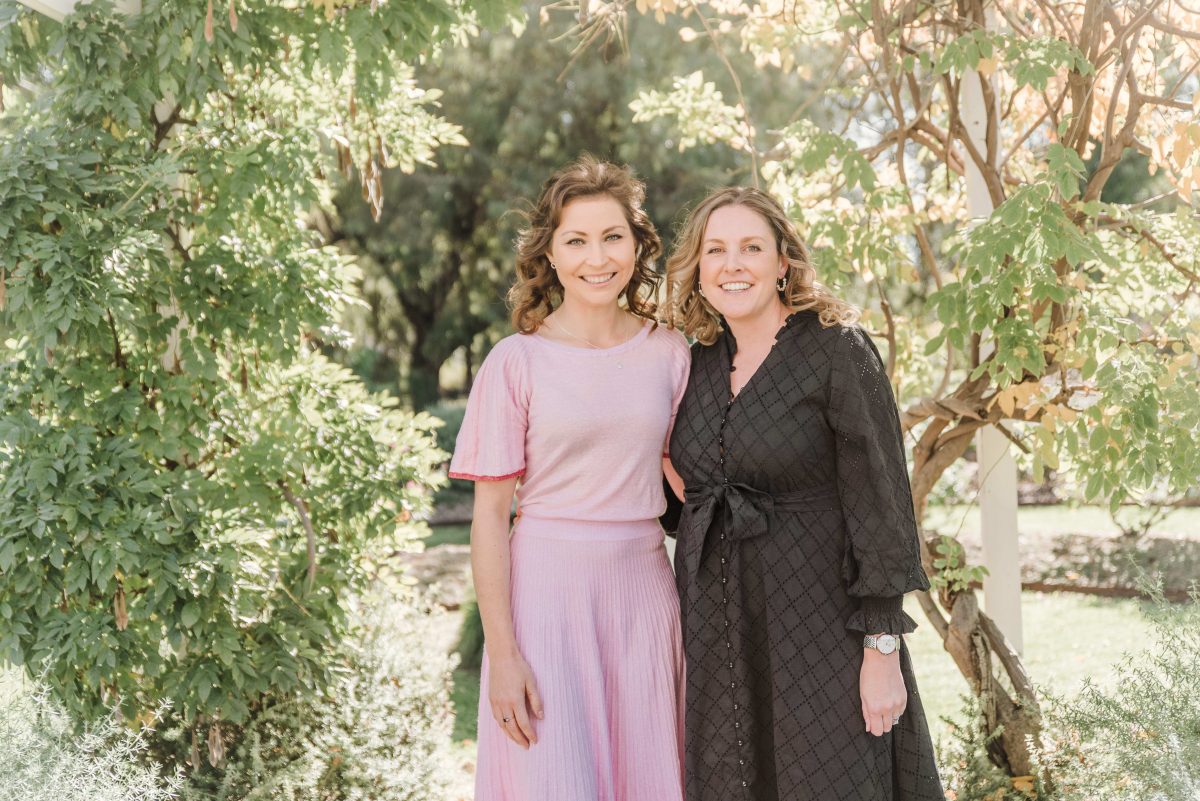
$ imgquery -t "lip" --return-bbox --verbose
[719,281,754,292]
[580,272,618,286]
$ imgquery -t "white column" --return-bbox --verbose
[961,67,1024,653]
[18,0,140,20]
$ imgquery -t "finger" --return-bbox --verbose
[881,712,894,735]
[869,713,886,737]
[504,718,529,748]
[515,703,537,746]
[527,682,545,720]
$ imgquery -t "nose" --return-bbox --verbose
[585,240,606,266]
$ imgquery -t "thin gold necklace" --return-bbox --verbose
[549,316,636,368]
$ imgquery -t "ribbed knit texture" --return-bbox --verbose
[476,519,685,801]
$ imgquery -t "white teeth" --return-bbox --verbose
[582,273,616,284]
[721,282,752,291]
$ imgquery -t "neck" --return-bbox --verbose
[725,301,790,350]
[553,297,632,343]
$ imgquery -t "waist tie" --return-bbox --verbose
[679,482,840,589]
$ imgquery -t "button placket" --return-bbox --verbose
[716,393,750,797]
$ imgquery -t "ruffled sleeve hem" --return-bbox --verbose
[844,596,918,635]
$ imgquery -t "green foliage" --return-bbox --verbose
[0,0,510,768]
[630,69,749,151]
[1044,583,1200,801]
[934,30,1092,91]
[179,592,458,801]
[936,695,1034,801]
[929,536,989,595]
[0,677,182,801]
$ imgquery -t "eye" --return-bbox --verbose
[705,246,723,255]
[605,233,624,241]
[745,244,762,253]
[566,237,584,246]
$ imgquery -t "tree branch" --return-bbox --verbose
[279,481,317,592]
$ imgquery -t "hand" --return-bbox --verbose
[859,640,906,737]
[488,651,544,749]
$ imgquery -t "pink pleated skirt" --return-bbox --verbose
[474,517,685,801]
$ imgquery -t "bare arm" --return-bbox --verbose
[470,477,542,748]
[663,456,685,503]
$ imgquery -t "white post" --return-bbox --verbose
[961,67,1024,653]
[17,0,140,20]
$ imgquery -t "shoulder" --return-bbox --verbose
[648,324,691,361]
[479,333,535,376]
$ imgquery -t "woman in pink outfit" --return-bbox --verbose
[449,156,689,801]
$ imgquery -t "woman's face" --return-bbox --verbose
[547,195,637,310]
[697,204,786,324]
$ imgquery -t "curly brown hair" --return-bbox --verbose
[509,155,663,333]
[665,186,859,345]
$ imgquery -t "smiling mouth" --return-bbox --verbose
[582,273,617,285]
[720,281,753,292]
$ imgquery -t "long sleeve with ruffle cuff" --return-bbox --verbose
[828,326,930,635]
[845,595,919,635]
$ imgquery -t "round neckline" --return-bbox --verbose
[532,318,653,355]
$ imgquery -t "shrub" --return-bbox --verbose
[1046,583,1200,801]
[0,673,181,801]
[0,349,446,767]
[178,591,457,801]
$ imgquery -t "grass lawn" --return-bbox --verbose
[424,523,471,549]
[449,590,1158,750]
[923,503,1200,539]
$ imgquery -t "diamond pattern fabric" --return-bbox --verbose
[667,310,943,801]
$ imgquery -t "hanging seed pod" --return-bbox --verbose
[204,0,214,42]
[228,0,237,32]
[113,583,128,631]
[207,722,225,766]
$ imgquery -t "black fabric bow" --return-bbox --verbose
[679,482,840,592]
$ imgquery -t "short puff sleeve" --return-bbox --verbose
[448,337,530,482]
[828,325,929,635]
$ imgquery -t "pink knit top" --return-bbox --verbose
[449,321,691,523]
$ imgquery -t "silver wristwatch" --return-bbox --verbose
[863,633,899,655]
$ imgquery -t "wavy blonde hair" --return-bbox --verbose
[509,155,663,334]
[665,187,859,345]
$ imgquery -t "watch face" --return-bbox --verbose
[878,635,897,654]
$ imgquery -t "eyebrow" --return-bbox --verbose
[559,225,629,238]
[703,235,769,245]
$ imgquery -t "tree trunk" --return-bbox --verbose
[909,405,1044,777]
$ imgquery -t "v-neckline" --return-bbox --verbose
[722,311,800,405]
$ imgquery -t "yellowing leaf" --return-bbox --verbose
[976,57,998,76]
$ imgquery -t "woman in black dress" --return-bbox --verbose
[661,187,943,801]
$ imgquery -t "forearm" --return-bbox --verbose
[469,485,521,660]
